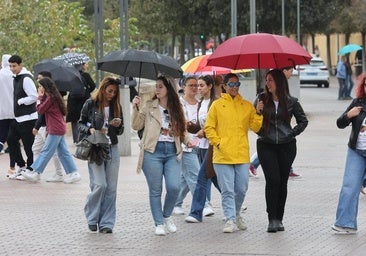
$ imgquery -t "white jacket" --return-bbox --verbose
[0,54,14,119]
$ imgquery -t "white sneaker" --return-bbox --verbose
[331,224,357,234]
[63,172,81,184]
[185,215,200,223]
[361,187,366,195]
[21,170,41,182]
[173,206,185,215]
[203,206,215,217]
[223,220,237,233]
[164,217,177,233]
[46,173,63,182]
[8,167,26,180]
[236,215,247,230]
[155,225,166,236]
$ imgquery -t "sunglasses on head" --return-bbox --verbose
[227,81,241,87]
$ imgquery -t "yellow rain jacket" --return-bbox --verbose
[204,93,263,164]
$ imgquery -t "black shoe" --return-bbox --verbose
[88,224,97,232]
[99,227,113,234]
[267,220,278,233]
[276,220,285,231]
[4,147,9,153]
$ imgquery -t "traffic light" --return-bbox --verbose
[200,34,204,40]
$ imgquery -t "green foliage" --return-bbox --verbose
[103,17,149,52]
[0,0,93,71]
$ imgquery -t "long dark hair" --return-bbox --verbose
[198,75,216,109]
[261,69,290,132]
[154,75,186,138]
[38,77,66,116]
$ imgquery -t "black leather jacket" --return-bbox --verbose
[256,95,308,144]
[337,98,366,150]
[78,99,124,145]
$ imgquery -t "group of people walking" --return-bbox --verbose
[0,54,124,234]
[132,70,308,235]
[2,52,365,237]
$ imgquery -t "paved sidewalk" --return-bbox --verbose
[1,78,366,256]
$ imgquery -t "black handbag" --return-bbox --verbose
[74,138,92,160]
[187,121,201,134]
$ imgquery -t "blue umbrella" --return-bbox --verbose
[338,44,362,55]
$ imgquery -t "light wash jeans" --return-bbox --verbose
[175,149,200,207]
[142,142,181,226]
[31,134,77,174]
[32,126,63,175]
[84,145,120,230]
[214,163,249,221]
[335,148,366,229]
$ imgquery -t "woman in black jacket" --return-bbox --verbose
[332,75,366,234]
[255,69,308,233]
[78,77,124,234]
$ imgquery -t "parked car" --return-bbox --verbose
[297,57,329,88]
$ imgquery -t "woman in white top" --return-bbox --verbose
[173,77,201,215]
[185,75,222,223]
[132,75,194,236]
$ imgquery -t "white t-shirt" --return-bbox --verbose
[356,117,366,150]
[198,98,210,149]
[157,105,174,142]
[180,97,199,152]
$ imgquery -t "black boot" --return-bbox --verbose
[276,220,285,231]
[267,219,277,233]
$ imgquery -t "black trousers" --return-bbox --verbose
[0,119,13,143]
[7,119,36,169]
[257,139,296,221]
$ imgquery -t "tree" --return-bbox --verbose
[0,0,92,70]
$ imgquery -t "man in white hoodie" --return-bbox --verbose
[0,54,16,175]
[7,55,38,180]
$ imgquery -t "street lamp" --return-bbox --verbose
[231,0,237,37]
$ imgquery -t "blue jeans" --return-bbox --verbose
[142,142,181,226]
[31,134,77,174]
[189,149,220,221]
[337,78,347,100]
[214,163,249,221]
[175,149,200,207]
[335,148,366,229]
[84,145,120,229]
[346,74,354,97]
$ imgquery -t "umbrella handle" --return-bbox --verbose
[288,58,296,68]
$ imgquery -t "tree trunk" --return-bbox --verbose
[325,33,332,75]
[179,34,185,65]
[171,34,176,58]
[190,36,195,58]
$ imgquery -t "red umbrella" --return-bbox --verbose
[207,33,312,69]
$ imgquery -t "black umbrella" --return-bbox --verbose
[97,49,183,91]
[33,59,84,92]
